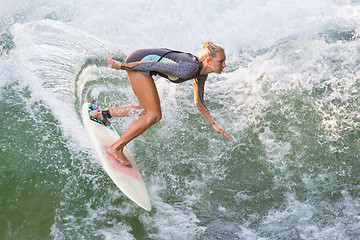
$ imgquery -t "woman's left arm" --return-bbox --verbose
[193,77,233,139]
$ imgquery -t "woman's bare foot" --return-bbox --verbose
[91,109,110,124]
[106,147,132,167]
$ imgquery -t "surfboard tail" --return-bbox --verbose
[82,103,152,211]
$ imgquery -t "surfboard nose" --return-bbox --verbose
[82,103,152,211]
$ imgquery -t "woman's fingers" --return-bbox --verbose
[213,124,233,139]
[108,57,122,69]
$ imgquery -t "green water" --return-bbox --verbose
[1,71,359,239]
[1,2,360,238]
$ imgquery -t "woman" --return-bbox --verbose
[92,41,232,166]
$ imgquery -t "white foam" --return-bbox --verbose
[4,0,360,54]
[141,178,206,239]
[9,20,121,150]
[0,57,12,97]
[3,1,360,239]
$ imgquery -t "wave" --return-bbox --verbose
[2,1,360,238]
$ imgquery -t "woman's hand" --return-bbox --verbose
[108,57,123,70]
[212,123,233,139]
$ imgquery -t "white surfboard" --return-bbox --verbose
[81,102,151,211]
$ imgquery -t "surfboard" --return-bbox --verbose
[81,102,151,211]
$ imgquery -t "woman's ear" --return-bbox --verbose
[205,57,210,64]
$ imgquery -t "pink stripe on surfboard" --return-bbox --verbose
[104,148,142,181]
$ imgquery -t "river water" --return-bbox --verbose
[1,0,359,239]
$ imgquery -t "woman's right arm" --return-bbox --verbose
[193,77,233,139]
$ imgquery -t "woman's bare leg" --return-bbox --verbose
[91,104,144,120]
[107,70,161,166]
[110,104,145,117]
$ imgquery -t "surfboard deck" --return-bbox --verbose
[81,102,151,211]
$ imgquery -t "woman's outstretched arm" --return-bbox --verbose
[108,57,199,80]
[193,77,232,139]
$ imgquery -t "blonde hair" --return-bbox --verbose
[198,41,224,61]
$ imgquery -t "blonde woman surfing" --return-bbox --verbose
[91,41,232,166]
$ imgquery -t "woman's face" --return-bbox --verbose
[208,51,226,74]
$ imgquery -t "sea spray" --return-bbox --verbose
[1,0,359,239]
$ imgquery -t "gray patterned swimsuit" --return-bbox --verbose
[124,48,208,108]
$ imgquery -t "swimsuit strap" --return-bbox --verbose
[157,49,194,62]
[157,50,179,62]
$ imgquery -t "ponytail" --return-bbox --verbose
[198,41,224,61]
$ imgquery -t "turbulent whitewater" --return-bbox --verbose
[1,0,359,239]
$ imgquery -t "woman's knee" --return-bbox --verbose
[144,111,162,125]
